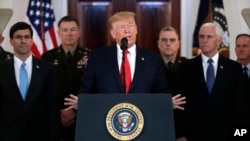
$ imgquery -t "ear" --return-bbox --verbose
[9,39,14,46]
[217,36,222,47]
[110,29,115,39]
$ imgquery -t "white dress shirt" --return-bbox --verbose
[14,55,32,87]
[201,52,219,81]
[117,44,136,81]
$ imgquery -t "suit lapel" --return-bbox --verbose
[8,59,23,100]
[108,45,124,92]
[130,47,145,92]
[25,57,40,101]
[195,56,210,94]
[212,56,225,94]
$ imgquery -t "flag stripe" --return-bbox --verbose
[48,27,58,49]
[26,0,58,58]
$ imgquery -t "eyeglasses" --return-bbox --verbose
[160,38,177,43]
[13,35,32,40]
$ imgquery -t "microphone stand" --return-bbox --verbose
[121,50,126,93]
[120,37,128,93]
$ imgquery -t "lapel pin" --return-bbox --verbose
[36,65,39,69]
[53,59,58,65]
[220,66,223,69]
[141,57,144,61]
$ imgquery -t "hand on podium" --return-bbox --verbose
[172,94,186,110]
[64,94,186,111]
[64,94,78,110]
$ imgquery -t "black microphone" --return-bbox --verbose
[120,37,128,93]
[120,37,128,50]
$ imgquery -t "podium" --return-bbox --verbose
[75,94,175,141]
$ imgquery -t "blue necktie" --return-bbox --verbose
[19,62,28,100]
[206,59,215,93]
[243,66,249,80]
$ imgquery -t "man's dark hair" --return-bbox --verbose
[58,16,79,28]
[235,33,250,41]
[9,22,33,39]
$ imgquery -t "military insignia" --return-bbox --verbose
[6,54,12,60]
[106,103,144,141]
[77,55,88,68]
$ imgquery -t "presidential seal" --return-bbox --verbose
[106,103,144,141]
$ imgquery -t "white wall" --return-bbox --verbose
[0,0,68,52]
[181,0,250,60]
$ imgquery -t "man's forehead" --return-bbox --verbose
[14,29,30,35]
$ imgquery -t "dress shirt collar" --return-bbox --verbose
[117,43,136,55]
[14,55,32,69]
[201,52,219,64]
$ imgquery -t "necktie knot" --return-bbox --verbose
[208,59,213,64]
[21,62,26,68]
[124,50,129,55]
[167,61,173,68]
[67,51,72,63]
[243,66,249,79]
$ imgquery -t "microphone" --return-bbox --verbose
[120,37,128,50]
[120,37,128,93]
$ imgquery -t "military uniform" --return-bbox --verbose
[0,46,13,64]
[41,45,90,141]
[163,56,188,93]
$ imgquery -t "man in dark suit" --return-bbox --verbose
[157,26,188,139]
[234,33,250,127]
[175,23,245,141]
[0,35,13,64]
[0,22,59,141]
[64,11,186,111]
[41,16,90,141]
[235,33,250,81]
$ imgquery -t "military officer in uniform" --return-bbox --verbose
[41,16,90,141]
[0,35,13,64]
[157,26,188,93]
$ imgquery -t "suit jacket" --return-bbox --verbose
[78,44,168,94]
[174,55,245,141]
[0,56,60,141]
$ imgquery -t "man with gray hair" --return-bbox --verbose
[174,22,246,141]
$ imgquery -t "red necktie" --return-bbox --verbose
[120,50,131,94]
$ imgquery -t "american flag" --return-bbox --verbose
[26,0,58,58]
